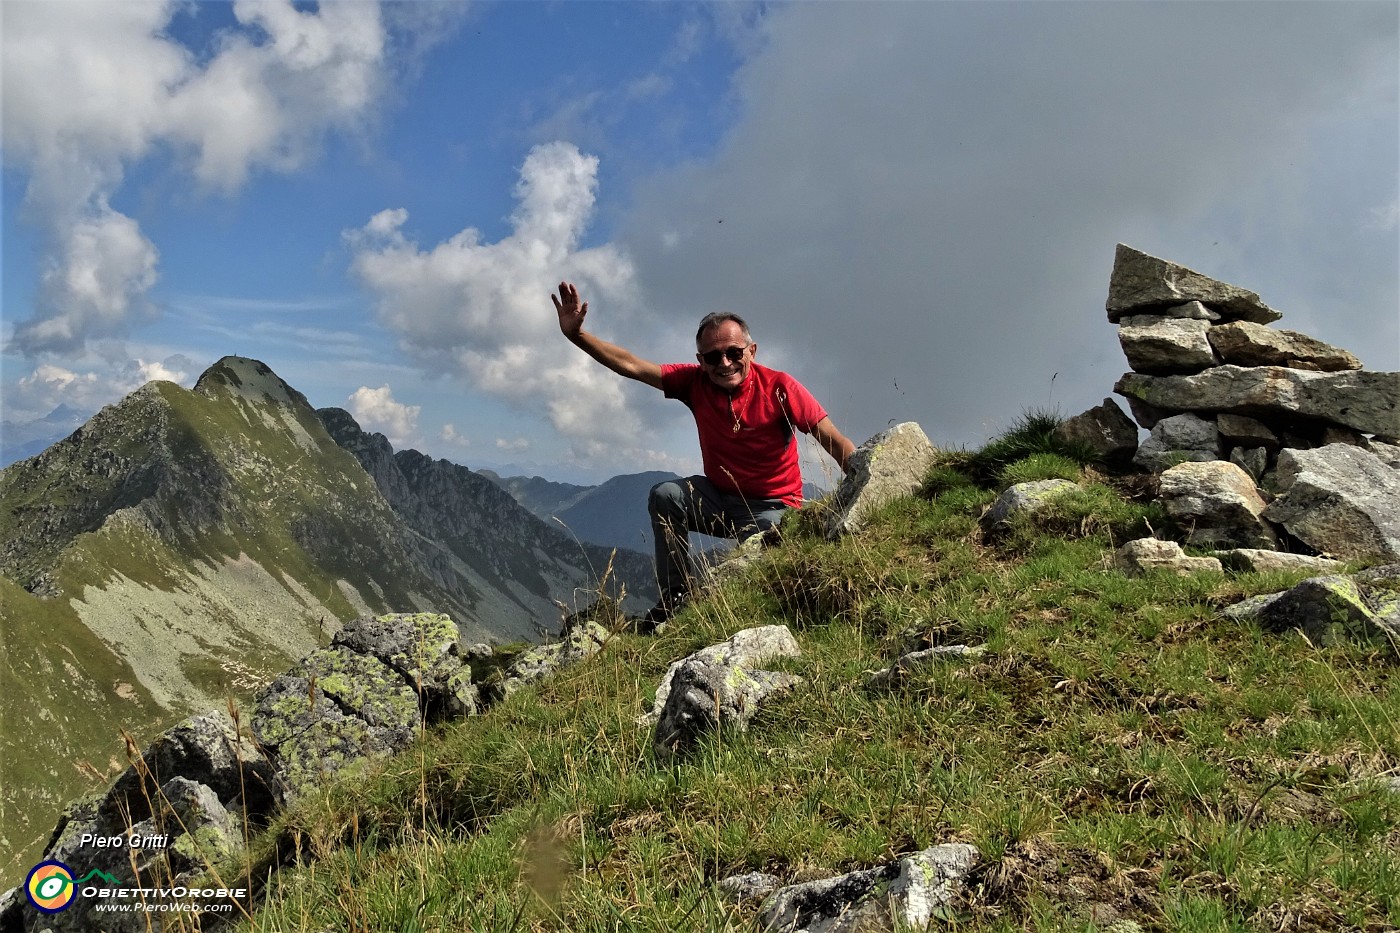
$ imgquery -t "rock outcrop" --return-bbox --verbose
[3,711,278,932]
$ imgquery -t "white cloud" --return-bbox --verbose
[439,423,470,448]
[1368,197,1400,233]
[3,0,396,356]
[495,437,531,453]
[348,142,645,448]
[137,357,190,384]
[8,355,194,422]
[14,203,160,355]
[347,385,420,447]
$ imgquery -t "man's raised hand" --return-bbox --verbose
[552,281,587,340]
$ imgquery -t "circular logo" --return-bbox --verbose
[25,861,76,913]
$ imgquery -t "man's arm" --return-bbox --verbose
[553,281,663,390]
[811,416,856,474]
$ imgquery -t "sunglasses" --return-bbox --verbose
[700,345,749,366]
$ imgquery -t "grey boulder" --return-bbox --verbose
[1262,445,1400,561]
[1115,538,1223,576]
[651,626,803,763]
[1132,413,1221,473]
[1211,549,1344,574]
[824,422,937,538]
[981,479,1079,532]
[1206,321,1362,372]
[1053,397,1139,463]
[1157,460,1279,549]
[1117,316,1218,374]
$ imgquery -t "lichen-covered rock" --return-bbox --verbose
[332,611,478,718]
[1221,575,1400,646]
[653,661,801,763]
[1115,538,1223,576]
[250,646,422,798]
[824,422,937,538]
[646,625,802,724]
[865,645,987,689]
[1105,244,1281,323]
[706,527,781,587]
[650,626,803,763]
[980,479,1079,532]
[1115,366,1400,438]
[758,844,979,933]
[1117,316,1218,374]
[1132,413,1222,472]
[1157,460,1279,549]
[718,871,784,903]
[32,776,244,933]
[304,647,422,743]
[1206,321,1362,372]
[1262,445,1400,561]
[101,710,283,831]
[145,777,244,875]
[1052,398,1139,464]
[495,619,611,700]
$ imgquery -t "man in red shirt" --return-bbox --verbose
[552,281,855,627]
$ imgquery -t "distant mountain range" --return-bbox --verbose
[0,403,89,466]
[479,469,679,554]
[480,469,831,557]
[0,356,656,879]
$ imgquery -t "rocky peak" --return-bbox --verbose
[194,355,314,412]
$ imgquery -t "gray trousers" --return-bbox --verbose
[649,475,788,596]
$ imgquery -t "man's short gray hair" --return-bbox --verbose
[695,312,751,345]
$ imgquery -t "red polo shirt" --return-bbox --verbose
[660,361,828,507]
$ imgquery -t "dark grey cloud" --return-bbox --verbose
[620,2,1398,449]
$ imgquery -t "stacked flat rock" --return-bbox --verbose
[1102,244,1398,474]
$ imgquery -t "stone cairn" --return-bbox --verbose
[1044,244,1399,643]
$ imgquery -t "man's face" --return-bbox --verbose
[696,320,755,392]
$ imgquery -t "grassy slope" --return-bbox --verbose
[204,444,1398,933]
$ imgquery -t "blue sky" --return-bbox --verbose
[4,1,1397,483]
